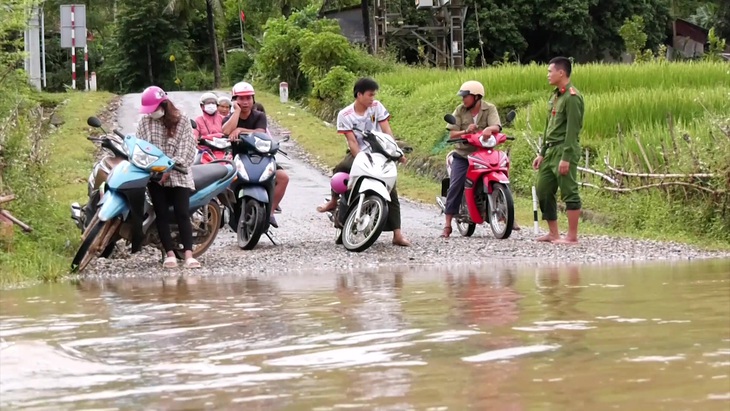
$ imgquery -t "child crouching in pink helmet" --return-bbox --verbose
[137,85,201,269]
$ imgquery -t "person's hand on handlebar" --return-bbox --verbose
[228,129,242,141]
[466,124,477,133]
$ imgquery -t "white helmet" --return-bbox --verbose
[457,80,485,98]
[217,95,232,106]
[232,81,255,97]
[199,92,218,105]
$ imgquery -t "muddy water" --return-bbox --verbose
[1,260,729,410]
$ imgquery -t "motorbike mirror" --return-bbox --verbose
[444,114,457,125]
[87,117,102,128]
[190,119,197,130]
[505,110,516,124]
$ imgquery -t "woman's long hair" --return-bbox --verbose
[161,100,182,137]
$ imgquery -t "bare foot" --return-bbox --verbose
[513,223,521,231]
[552,237,578,245]
[316,201,336,213]
[393,236,411,247]
[536,234,559,242]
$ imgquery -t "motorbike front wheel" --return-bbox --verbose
[342,194,389,252]
[489,183,515,239]
[237,198,267,250]
[71,215,121,273]
[456,195,476,237]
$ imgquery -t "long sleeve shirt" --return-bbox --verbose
[540,82,585,161]
[136,114,197,190]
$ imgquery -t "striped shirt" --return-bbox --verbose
[135,114,197,190]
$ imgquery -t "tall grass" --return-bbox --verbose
[375,62,730,158]
[378,61,730,97]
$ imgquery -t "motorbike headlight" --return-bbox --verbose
[254,136,272,153]
[481,135,497,148]
[212,138,231,149]
[499,155,509,168]
[131,146,160,169]
[259,161,276,182]
[234,156,249,181]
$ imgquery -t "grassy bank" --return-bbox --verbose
[0,90,116,286]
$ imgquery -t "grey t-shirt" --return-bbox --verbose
[336,100,390,153]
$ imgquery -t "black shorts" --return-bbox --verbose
[276,164,282,171]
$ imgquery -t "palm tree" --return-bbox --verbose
[165,0,223,88]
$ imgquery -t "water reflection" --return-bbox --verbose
[1,260,729,410]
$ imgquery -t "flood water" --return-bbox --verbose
[1,260,729,410]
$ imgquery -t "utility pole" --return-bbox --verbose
[24,5,42,91]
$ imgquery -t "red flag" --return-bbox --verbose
[240,10,245,22]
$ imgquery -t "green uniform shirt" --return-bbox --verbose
[540,82,584,162]
[446,100,501,158]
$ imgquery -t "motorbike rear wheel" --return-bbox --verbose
[489,183,514,239]
[71,215,121,273]
[237,198,266,250]
[172,200,222,259]
[342,195,389,252]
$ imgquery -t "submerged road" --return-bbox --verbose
[80,92,729,278]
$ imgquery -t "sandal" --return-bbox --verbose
[184,257,201,269]
[162,256,178,269]
[440,226,453,238]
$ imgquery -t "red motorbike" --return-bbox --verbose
[436,110,516,239]
[195,133,233,165]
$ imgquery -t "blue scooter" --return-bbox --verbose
[70,117,237,273]
[223,131,287,250]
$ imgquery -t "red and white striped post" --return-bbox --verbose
[84,31,89,91]
[71,5,76,90]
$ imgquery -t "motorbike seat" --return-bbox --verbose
[191,164,229,191]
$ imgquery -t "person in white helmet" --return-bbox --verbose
[441,80,520,238]
[217,96,232,118]
[222,81,289,228]
[193,92,224,139]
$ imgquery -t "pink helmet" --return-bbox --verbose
[139,86,169,114]
[330,172,350,194]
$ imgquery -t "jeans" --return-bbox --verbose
[444,154,469,215]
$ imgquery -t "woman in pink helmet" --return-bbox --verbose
[137,85,201,269]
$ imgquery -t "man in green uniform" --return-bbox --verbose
[532,56,584,244]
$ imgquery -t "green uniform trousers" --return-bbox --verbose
[333,152,402,231]
[536,145,582,221]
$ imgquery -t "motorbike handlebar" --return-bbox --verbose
[113,129,125,139]
[446,138,468,144]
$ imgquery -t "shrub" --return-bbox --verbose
[178,69,215,91]
[225,50,254,84]
[308,66,357,121]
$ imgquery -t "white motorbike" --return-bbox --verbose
[328,129,409,252]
